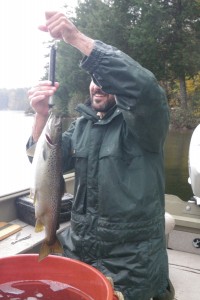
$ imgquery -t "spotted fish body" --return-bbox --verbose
[30,112,64,261]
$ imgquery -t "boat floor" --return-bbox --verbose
[167,249,200,300]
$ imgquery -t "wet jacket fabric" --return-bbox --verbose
[58,41,170,300]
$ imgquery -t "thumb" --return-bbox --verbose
[38,11,57,32]
[38,25,48,32]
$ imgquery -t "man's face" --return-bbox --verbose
[89,81,116,112]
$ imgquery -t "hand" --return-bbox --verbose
[38,11,79,45]
[39,11,94,56]
[28,81,59,142]
[28,80,59,117]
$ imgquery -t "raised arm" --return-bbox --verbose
[28,11,95,142]
[39,11,95,57]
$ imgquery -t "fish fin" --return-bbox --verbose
[38,237,63,262]
[26,143,36,157]
[42,148,47,160]
[35,219,44,232]
[33,196,37,205]
[29,189,37,205]
[51,237,64,255]
[29,191,34,201]
[32,194,37,205]
[42,143,49,161]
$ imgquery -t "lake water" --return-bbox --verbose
[0,111,194,200]
[0,111,34,196]
[164,129,193,201]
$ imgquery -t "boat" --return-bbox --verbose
[164,124,200,299]
[1,124,200,299]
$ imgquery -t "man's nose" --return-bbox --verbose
[92,82,99,88]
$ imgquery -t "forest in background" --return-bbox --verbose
[0,0,200,129]
[0,88,29,111]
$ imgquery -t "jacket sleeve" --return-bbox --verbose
[80,40,169,153]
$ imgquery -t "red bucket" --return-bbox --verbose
[0,254,118,299]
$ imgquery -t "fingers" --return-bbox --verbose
[38,11,58,33]
[45,11,57,20]
[28,81,59,115]
[28,82,55,102]
[38,11,78,43]
[45,17,64,40]
[28,81,59,96]
[39,12,66,40]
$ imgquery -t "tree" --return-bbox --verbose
[75,0,133,54]
[127,0,200,109]
[47,0,200,113]
[54,42,89,115]
[49,0,117,114]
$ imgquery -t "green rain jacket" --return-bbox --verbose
[59,41,171,300]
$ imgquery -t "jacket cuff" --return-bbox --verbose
[80,40,108,73]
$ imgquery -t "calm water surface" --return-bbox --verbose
[0,111,194,200]
[0,111,33,196]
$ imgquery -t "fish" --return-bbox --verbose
[28,112,65,261]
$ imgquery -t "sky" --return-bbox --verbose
[0,0,78,89]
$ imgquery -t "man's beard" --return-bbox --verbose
[91,98,116,112]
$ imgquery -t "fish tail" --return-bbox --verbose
[38,236,63,262]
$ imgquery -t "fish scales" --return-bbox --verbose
[30,112,65,261]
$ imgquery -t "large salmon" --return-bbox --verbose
[29,112,65,261]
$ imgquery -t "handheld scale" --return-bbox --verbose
[48,43,57,108]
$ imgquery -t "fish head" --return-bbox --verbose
[45,114,62,147]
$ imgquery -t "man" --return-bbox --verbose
[28,11,174,300]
